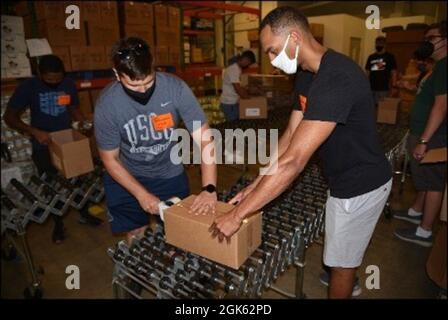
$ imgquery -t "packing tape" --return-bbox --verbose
[158,197,181,221]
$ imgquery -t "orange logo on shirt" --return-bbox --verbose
[151,113,174,131]
[299,95,307,112]
[57,94,71,106]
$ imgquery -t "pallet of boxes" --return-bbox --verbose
[153,4,181,69]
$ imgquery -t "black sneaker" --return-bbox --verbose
[79,211,103,226]
[392,209,422,225]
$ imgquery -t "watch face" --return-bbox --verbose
[205,184,216,193]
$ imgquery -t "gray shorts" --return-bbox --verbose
[407,134,447,192]
[323,179,392,268]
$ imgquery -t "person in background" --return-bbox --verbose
[393,21,447,247]
[220,50,256,122]
[365,36,398,105]
[4,55,103,244]
[397,54,435,92]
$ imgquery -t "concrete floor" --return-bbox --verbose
[1,164,441,299]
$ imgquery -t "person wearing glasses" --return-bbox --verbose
[94,37,217,244]
[393,21,447,247]
[4,55,103,244]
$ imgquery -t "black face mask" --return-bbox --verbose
[43,81,61,90]
[415,38,444,60]
[122,81,156,105]
[375,45,384,52]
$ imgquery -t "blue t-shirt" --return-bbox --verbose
[94,72,207,179]
[7,77,79,150]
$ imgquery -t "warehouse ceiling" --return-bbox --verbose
[279,1,446,20]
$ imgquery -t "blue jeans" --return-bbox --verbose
[220,103,239,122]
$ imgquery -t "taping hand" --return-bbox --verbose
[137,192,161,215]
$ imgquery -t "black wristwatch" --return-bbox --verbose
[202,184,217,194]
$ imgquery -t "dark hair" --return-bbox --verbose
[38,55,64,74]
[111,37,153,80]
[375,36,386,43]
[239,50,256,64]
[260,6,310,35]
[426,20,446,37]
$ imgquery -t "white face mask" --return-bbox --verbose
[270,34,299,74]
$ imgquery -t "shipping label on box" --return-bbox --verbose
[377,97,400,124]
[1,15,25,37]
[1,36,27,54]
[239,97,268,119]
[165,195,262,269]
[49,129,94,179]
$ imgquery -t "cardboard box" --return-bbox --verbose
[156,27,181,47]
[155,46,170,65]
[33,2,65,21]
[239,97,268,119]
[154,4,168,27]
[124,24,154,47]
[77,90,92,118]
[51,46,72,72]
[99,1,119,24]
[39,19,86,46]
[87,21,119,46]
[123,2,153,26]
[81,1,101,22]
[421,148,447,164]
[1,15,25,37]
[377,97,400,124]
[69,46,90,71]
[247,30,259,42]
[310,23,324,38]
[1,36,27,54]
[88,46,108,70]
[165,195,262,269]
[49,129,94,179]
[168,6,180,29]
[69,46,108,71]
[169,46,181,67]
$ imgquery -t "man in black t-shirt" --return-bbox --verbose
[210,7,392,299]
[365,36,398,106]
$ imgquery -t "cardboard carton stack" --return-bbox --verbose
[14,1,116,72]
[122,2,154,48]
[1,15,32,78]
[154,4,181,68]
[247,74,294,109]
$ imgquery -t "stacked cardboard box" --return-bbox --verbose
[1,15,31,79]
[122,2,154,48]
[154,5,181,68]
[247,74,294,109]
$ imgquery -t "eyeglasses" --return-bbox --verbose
[116,43,149,61]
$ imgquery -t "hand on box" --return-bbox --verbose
[209,209,242,243]
[189,191,217,215]
[137,192,161,215]
[31,128,51,145]
[413,143,428,161]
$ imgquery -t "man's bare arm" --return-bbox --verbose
[232,119,337,219]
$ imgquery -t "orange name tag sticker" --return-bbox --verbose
[151,113,174,131]
[299,95,307,112]
[57,94,71,106]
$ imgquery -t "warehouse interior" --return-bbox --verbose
[1,1,446,300]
